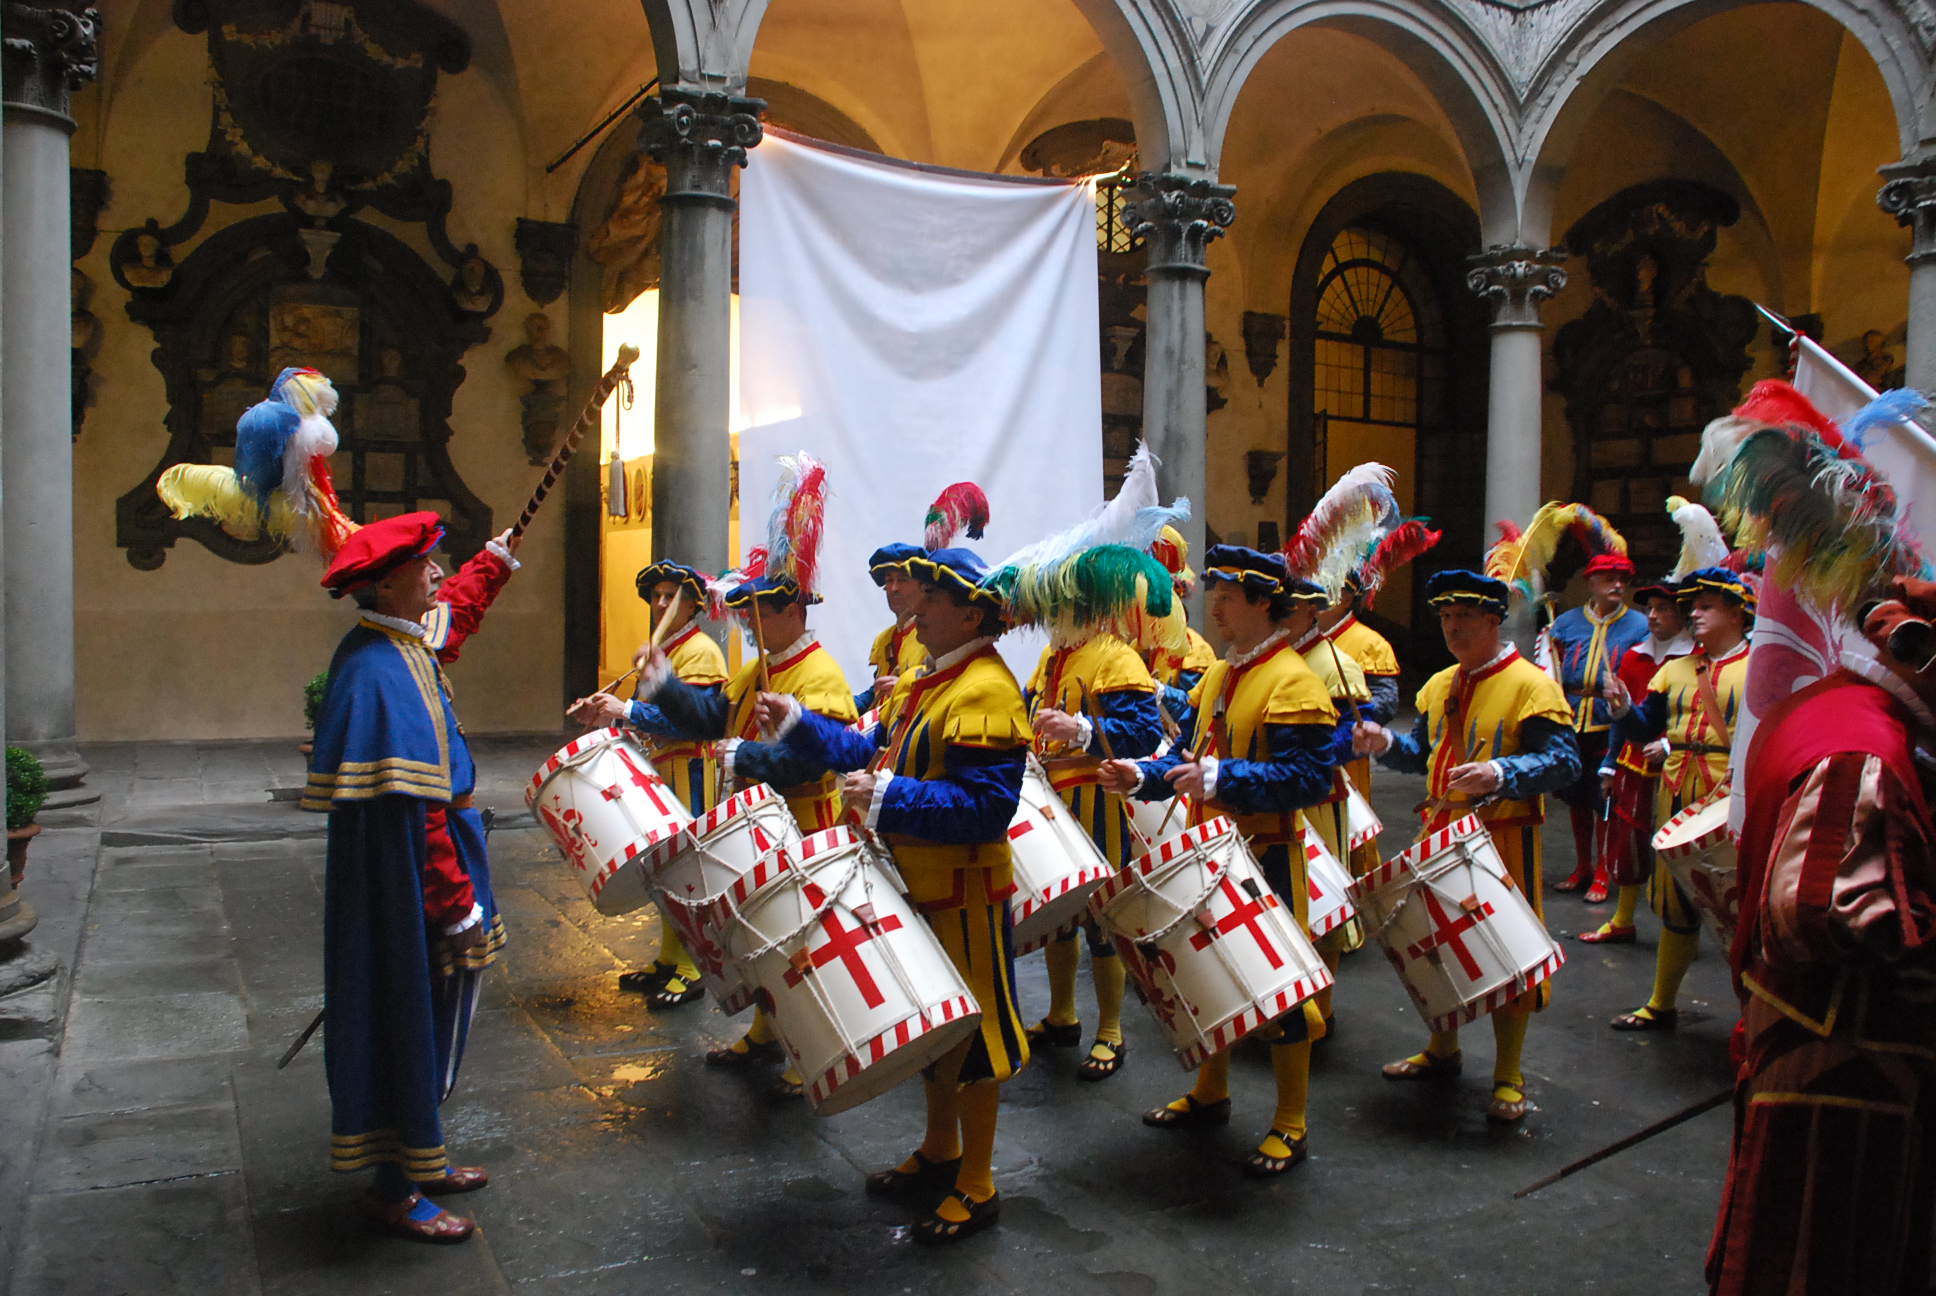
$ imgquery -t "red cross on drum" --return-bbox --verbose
[724,826,982,1116]
[1346,814,1565,1034]
[1089,815,1333,1071]
[525,728,694,917]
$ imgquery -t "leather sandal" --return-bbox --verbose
[1076,1038,1126,1082]
[1142,1093,1232,1129]
[1486,1086,1530,1123]
[1025,1018,1082,1049]
[617,962,676,994]
[1381,1050,1463,1080]
[363,1192,474,1243]
[913,1191,1000,1245]
[1611,1005,1678,1032]
[865,1149,962,1202]
[1576,923,1637,945]
[705,1036,783,1067]
[419,1165,489,1195]
[649,974,705,1009]
[1244,1131,1309,1177]
[1583,880,1610,904]
[1552,871,1589,893]
[768,1070,806,1101]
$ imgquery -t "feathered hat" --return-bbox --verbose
[1149,524,1196,596]
[724,450,829,609]
[1282,462,1399,603]
[871,482,992,586]
[1664,495,1729,582]
[1352,517,1442,608]
[156,366,358,557]
[1502,501,1633,596]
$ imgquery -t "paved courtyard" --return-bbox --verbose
[0,733,1737,1294]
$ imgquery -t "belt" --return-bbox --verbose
[1677,744,1731,756]
[1039,755,1101,791]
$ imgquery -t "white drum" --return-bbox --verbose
[1345,778,1383,853]
[526,728,691,916]
[1125,795,1185,853]
[1348,814,1564,1033]
[1089,817,1333,1070]
[1302,830,1357,940]
[1653,795,1740,944]
[652,784,802,1013]
[725,826,981,1115]
[1006,761,1114,953]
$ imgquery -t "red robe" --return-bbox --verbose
[1708,669,1936,1295]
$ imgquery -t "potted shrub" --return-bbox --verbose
[6,746,48,886]
[301,671,329,757]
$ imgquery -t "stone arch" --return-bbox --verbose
[1200,1,1520,238]
[1524,0,1927,243]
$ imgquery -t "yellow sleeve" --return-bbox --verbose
[1349,626,1400,676]
[1084,635,1157,696]
[1415,666,1454,717]
[940,666,1033,749]
[1519,666,1575,727]
[1647,657,1683,699]
[1263,656,1339,726]
[1183,629,1218,674]
[868,625,896,677]
[669,632,728,688]
[1332,648,1371,703]
[784,651,859,723]
[1025,646,1053,699]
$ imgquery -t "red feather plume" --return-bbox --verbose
[925,482,990,550]
[1359,518,1442,607]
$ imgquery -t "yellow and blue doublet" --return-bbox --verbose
[625,623,728,816]
[857,618,925,714]
[1026,634,1163,867]
[1294,629,1372,861]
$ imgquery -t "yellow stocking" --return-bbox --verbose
[1491,1010,1529,1095]
[1092,954,1126,1045]
[1313,940,1341,1031]
[951,1081,1001,1205]
[1610,884,1642,929]
[917,1073,963,1166]
[1649,927,1700,1011]
[746,1008,776,1045]
[657,923,698,977]
[1189,1051,1231,1105]
[1044,937,1080,1027]
[1268,1039,1313,1142]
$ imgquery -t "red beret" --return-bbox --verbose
[1583,552,1636,579]
[321,512,446,597]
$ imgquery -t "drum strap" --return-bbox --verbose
[1691,658,1734,751]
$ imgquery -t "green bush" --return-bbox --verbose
[6,747,47,830]
[304,671,330,731]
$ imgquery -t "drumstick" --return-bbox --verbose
[748,595,773,695]
[1081,682,1149,853]
[1512,1087,1731,1198]
[1154,693,1220,838]
[512,344,640,539]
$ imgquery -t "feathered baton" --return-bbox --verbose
[513,343,641,539]
[925,482,990,550]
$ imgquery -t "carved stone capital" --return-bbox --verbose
[1879,160,1936,261]
[1126,172,1236,276]
[638,88,765,205]
[2,3,98,126]
[1466,244,1568,327]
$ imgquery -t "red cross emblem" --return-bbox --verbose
[616,747,674,817]
[1407,889,1496,981]
[783,902,904,1008]
[1188,876,1283,969]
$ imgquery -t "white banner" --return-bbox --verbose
[737,130,1103,682]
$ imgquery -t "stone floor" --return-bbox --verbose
[0,732,1739,1295]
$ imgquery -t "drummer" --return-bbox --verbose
[1577,576,1690,947]
[1280,576,1375,1037]
[571,560,725,1007]
[753,547,1031,1244]
[1098,545,1340,1176]
[1148,525,1217,726]
[856,542,924,715]
[1597,566,1753,1032]
[628,570,858,1096]
[1023,568,1165,1082]
[1352,568,1579,1122]
[1318,569,1405,880]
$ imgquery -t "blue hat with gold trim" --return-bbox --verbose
[1201,544,1287,595]
[1678,566,1757,614]
[1426,569,1511,617]
[724,574,821,609]
[635,560,708,604]
[1284,575,1329,605]
[908,547,1005,610]
[867,542,923,586]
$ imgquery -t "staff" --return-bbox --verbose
[512,343,640,539]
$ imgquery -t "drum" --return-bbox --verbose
[1006,761,1115,953]
[526,728,691,916]
[1089,817,1332,1070]
[1345,779,1383,853]
[1653,795,1740,943]
[724,826,981,1115]
[1125,795,1182,852]
[652,784,802,1013]
[1347,814,1564,1033]
[1302,831,1357,940]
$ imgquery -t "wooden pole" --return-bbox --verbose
[512,343,640,539]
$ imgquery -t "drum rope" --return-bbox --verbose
[724,849,869,963]
[1364,848,1531,987]
[786,858,936,1063]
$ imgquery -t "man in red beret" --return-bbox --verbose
[1708,577,1936,1294]
[302,513,522,1242]
[1546,551,1648,901]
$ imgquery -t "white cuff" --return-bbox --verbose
[1129,765,1148,795]
[771,695,803,739]
[1597,765,1616,779]
[1487,759,1506,792]
[640,653,673,695]
[1199,755,1220,800]
[443,903,483,936]
[865,771,894,831]
[1072,712,1096,751]
[485,539,522,571]
[720,737,743,784]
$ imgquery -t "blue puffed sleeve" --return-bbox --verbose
[649,676,731,740]
[626,686,719,737]
[875,744,1025,844]
[1607,690,1668,755]
[1087,689,1164,760]
[780,705,885,775]
[1160,670,1203,729]
[1376,711,1434,776]
[1366,675,1401,725]
[853,684,878,715]
[1491,716,1583,800]
[733,736,843,790]
[1207,721,1338,814]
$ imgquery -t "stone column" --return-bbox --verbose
[1127,172,1234,584]
[636,87,763,583]
[1466,244,1567,534]
[1879,161,1936,390]
[2,4,96,808]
